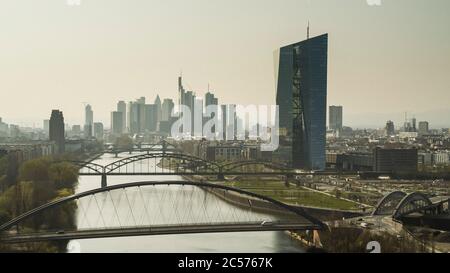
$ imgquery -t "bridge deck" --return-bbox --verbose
[0,223,320,244]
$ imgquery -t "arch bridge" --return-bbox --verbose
[104,140,179,157]
[373,190,449,220]
[0,181,324,244]
[70,152,307,187]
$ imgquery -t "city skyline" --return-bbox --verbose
[0,0,449,128]
[1,1,450,255]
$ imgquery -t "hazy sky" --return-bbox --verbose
[0,0,449,129]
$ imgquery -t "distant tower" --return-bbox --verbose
[49,110,65,153]
[386,120,395,136]
[329,106,343,131]
[155,95,162,126]
[117,101,127,133]
[84,104,93,138]
[307,21,310,39]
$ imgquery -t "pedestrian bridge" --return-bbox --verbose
[0,181,325,244]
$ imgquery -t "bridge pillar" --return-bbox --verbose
[101,174,107,188]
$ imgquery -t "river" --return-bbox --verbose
[68,152,305,253]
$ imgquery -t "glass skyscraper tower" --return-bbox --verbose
[274,34,328,170]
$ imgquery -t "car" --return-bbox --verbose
[56,230,65,235]
[261,221,275,227]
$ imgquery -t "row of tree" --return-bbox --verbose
[0,156,79,233]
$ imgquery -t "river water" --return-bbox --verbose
[68,152,305,253]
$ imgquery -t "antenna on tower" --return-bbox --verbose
[307,21,310,39]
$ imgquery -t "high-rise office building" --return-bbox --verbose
[72,125,81,135]
[143,104,157,132]
[386,120,395,136]
[178,76,196,135]
[275,34,328,170]
[205,92,219,134]
[128,98,145,134]
[221,104,227,140]
[418,121,429,136]
[93,122,104,141]
[43,119,50,137]
[111,111,124,135]
[84,104,93,138]
[205,92,218,107]
[49,110,65,153]
[329,105,343,131]
[154,95,162,127]
[117,101,127,133]
[161,98,174,122]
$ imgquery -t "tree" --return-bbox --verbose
[49,162,78,190]
[19,158,51,182]
[18,158,55,208]
[115,135,133,151]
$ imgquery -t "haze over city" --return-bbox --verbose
[1,0,449,128]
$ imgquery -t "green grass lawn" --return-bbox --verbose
[225,180,360,211]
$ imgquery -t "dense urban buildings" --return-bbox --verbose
[275,34,328,170]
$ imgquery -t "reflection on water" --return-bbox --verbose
[70,152,305,253]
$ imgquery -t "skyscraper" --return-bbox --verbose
[128,98,145,134]
[205,91,218,107]
[178,76,196,135]
[154,95,162,129]
[386,120,395,136]
[221,104,227,140]
[329,105,343,131]
[93,122,104,141]
[111,111,124,135]
[418,121,429,136]
[275,34,328,170]
[43,119,50,137]
[143,104,157,132]
[161,98,174,122]
[84,104,93,138]
[117,101,127,133]
[49,110,65,153]
[205,92,218,134]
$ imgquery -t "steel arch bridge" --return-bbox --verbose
[0,181,324,243]
[71,151,299,187]
[67,160,105,174]
[372,191,435,220]
[104,140,179,156]
[104,152,221,174]
[372,191,408,216]
[392,192,433,220]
